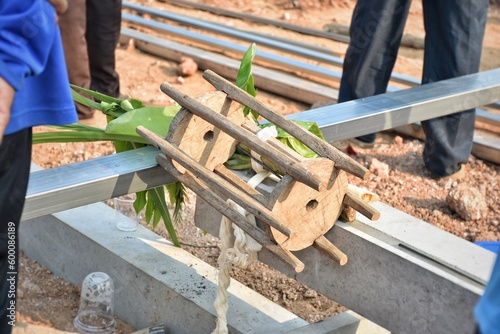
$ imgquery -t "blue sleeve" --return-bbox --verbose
[0,1,57,91]
[475,252,500,334]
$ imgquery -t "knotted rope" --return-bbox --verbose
[211,127,278,334]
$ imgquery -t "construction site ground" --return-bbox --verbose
[17,0,500,332]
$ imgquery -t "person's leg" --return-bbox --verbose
[0,129,32,333]
[59,0,94,119]
[338,0,412,144]
[421,0,488,178]
[86,0,122,97]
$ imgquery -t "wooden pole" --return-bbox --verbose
[343,189,381,221]
[313,235,348,266]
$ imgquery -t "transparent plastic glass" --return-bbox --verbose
[114,197,139,232]
[74,272,116,334]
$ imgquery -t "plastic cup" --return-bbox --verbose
[114,197,139,232]
[73,272,116,334]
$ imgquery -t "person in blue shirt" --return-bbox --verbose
[0,1,77,331]
[475,250,500,334]
[338,0,488,179]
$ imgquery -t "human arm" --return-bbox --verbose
[47,0,68,15]
[0,76,15,144]
[0,1,59,141]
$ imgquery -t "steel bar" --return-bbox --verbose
[154,0,351,43]
[123,2,347,69]
[123,2,419,88]
[122,13,344,82]
[24,68,500,221]
[287,68,500,142]
[122,27,500,131]
[120,27,338,104]
[23,146,175,221]
[123,2,337,56]
[24,69,500,220]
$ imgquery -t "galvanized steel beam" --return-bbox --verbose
[23,146,176,221]
[24,69,500,220]
[120,27,338,104]
[122,13,345,82]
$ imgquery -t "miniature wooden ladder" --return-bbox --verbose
[137,69,380,273]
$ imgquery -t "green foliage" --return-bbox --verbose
[33,86,184,247]
[226,44,326,170]
[261,121,325,158]
[236,43,259,123]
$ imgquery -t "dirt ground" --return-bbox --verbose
[17,0,500,332]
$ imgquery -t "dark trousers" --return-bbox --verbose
[60,0,121,118]
[0,129,32,333]
[338,0,488,177]
[86,0,122,97]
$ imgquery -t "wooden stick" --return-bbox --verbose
[159,156,305,273]
[343,189,381,221]
[339,205,357,222]
[213,165,270,208]
[202,69,370,180]
[313,235,348,266]
[242,121,304,163]
[160,82,326,192]
[137,126,294,238]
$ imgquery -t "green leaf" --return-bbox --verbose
[129,98,145,109]
[133,190,147,213]
[166,182,186,223]
[70,84,124,104]
[224,153,252,170]
[236,44,259,123]
[254,120,327,161]
[149,187,180,247]
[71,89,102,111]
[32,130,149,145]
[145,192,154,223]
[105,105,180,139]
[152,207,162,228]
[236,43,256,89]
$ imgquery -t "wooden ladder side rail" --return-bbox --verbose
[202,70,370,180]
[159,81,327,192]
[137,126,294,239]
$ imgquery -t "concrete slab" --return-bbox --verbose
[284,311,390,334]
[20,202,306,333]
[195,196,491,334]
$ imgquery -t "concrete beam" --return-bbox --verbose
[20,202,307,333]
[195,197,495,334]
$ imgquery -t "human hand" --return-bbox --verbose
[0,76,15,145]
[47,0,68,15]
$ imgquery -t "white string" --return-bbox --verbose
[212,127,278,333]
[211,172,268,334]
